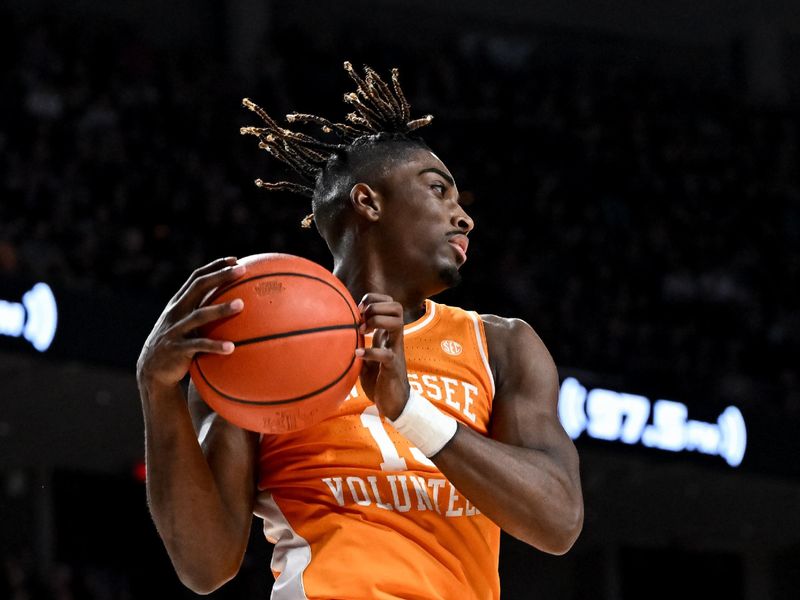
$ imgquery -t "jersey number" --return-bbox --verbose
[359,406,436,471]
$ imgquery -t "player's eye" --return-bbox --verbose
[431,183,446,195]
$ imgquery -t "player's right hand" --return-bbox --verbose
[136,257,246,390]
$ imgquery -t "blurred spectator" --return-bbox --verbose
[0,12,797,418]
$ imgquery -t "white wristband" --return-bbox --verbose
[388,390,458,457]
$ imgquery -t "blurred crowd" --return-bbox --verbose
[3,8,800,600]
[2,552,130,600]
[1,12,798,419]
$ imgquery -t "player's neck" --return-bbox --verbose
[334,260,428,325]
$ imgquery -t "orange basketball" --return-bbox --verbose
[189,253,364,433]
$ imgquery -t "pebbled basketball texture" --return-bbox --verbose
[189,253,364,433]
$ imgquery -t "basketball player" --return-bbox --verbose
[136,63,583,599]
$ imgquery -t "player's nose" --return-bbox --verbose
[452,205,474,234]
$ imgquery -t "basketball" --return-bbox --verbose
[189,253,364,433]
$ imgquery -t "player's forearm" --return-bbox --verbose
[432,424,583,554]
[139,381,248,592]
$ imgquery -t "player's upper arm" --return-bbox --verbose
[481,315,583,552]
[481,315,572,455]
[188,380,261,501]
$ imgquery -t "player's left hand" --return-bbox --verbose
[356,293,410,420]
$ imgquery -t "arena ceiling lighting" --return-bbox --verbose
[0,282,58,352]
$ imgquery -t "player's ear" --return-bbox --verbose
[350,183,381,222]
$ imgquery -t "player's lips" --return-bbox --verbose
[448,234,469,264]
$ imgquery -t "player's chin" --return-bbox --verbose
[437,263,462,288]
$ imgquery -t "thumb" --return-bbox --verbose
[360,358,380,384]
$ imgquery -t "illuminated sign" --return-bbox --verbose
[0,283,58,351]
[558,376,747,467]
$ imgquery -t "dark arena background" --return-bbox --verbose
[2,1,800,598]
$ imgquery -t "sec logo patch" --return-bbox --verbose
[440,340,463,356]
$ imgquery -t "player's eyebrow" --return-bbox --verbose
[418,168,455,187]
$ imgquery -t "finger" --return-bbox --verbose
[371,328,389,349]
[355,347,395,364]
[358,293,394,309]
[174,257,238,301]
[360,315,403,335]
[361,301,403,320]
[175,337,235,357]
[173,298,244,334]
[177,264,247,312]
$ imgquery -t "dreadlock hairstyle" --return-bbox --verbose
[240,62,434,234]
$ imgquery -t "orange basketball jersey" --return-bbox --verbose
[254,299,500,599]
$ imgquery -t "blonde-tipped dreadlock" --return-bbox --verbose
[241,62,433,228]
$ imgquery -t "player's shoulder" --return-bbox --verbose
[479,313,538,342]
[436,302,547,356]
[478,313,554,372]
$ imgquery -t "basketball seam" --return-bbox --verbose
[194,268,362,407]
[193,341,359,406]
[206,271,349,305]
[231,323,358,347]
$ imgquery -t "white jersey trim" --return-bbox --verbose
[468,311,495,398]
[196,415,213,445]
[405,300,436,336]
[254,491,310,600]
[365,300,437,339]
